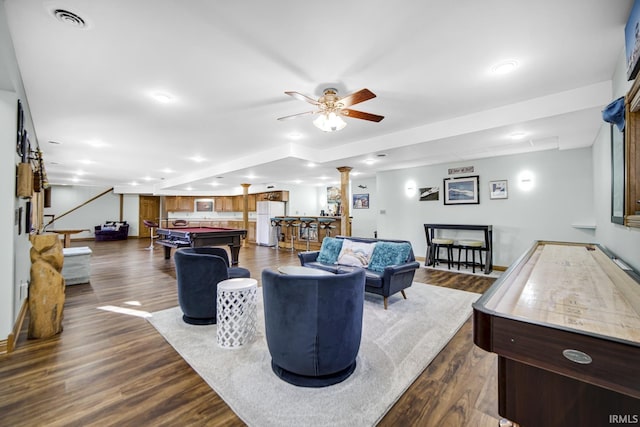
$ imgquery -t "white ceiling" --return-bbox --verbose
[3,0,634,194]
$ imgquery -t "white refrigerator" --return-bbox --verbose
[256,201,285,246]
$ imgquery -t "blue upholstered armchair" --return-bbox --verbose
[183,247,250,279]
[174,248,231,325]
[261,267,366,387]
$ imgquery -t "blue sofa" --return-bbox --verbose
[298,236,420,309]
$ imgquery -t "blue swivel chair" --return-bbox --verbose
[185,246,251,279]
[174,248,232,325]
[261,267,366,387]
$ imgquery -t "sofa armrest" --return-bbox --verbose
[298,251,320,265]
[94,226,101,232]
[381,261,420,295]
[382,261,420,276]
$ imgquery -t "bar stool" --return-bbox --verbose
[143,219,159,250]
[298,218,316,251]
[457,240,484,273]
[431,238,454,269]
[281,217,299,252]
[270,218,282,250]
[318,218,336,238]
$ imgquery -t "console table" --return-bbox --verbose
[423,224,493,274]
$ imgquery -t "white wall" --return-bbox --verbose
[593,47,640,270]
[351,177,377,238]
[1,90,18,338]
[1,0,34,339]
[45,185,138,239]
[286,184,325,217]
[376,148,596,267]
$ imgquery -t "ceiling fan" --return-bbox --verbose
[277,88,384,132]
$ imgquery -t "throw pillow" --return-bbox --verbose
[336,239,376,268]
[317,237,344,264]
[368,242,412,273]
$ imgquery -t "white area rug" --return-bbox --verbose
[148,283,480,427]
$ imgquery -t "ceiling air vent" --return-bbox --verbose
[52,9,87,28]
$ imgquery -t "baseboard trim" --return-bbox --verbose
[4,298,29,354]
[416,256,507,272]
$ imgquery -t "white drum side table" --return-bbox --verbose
[216,278,258,349]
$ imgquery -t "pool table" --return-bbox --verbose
[155,226,247,265]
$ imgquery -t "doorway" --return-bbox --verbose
[139,196,160,238]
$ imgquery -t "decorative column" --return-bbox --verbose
[337,166,352,236]
[28,233,65,339]
[241,183,251,247]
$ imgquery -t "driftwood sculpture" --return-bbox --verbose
[28,233,65,339]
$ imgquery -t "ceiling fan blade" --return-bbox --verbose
[341,109,384,122]
[285,91,321,105]
[277,111,317,121]
[339,88,376,108]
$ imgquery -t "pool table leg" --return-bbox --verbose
[163,246,171,260]
[229,244,240,265]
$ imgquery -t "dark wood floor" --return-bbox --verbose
[0,239,499,426]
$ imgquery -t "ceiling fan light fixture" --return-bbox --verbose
[313,112,347,132]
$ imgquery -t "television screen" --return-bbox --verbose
[626,0,640,80]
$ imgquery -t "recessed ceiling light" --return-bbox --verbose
[509,131,527,140]
[87,139,107,148]
[48,140,62,145]
[210,182,221,186]
[143,176,153,181]
[491,60,519,75]
[376,153,387,157]
[162,168,174,174]
[189,155,206,163]
[288,132,303,140]
[80,159,94,165]
[151,92,173,103]
[351,171,362,176]
[130,181,139,186]
[362,158,376,165]
[306,162,316,167]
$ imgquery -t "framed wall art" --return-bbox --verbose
[352,193,369,209]
[443,175,479,205]
[195,199,214,212]
[611,125,625,224]
[419,186,439,201]
[489,180,508,200]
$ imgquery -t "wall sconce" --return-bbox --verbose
[405,180,417,197]
[518,170,535,191]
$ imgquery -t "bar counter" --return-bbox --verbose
[272,216,346,251]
